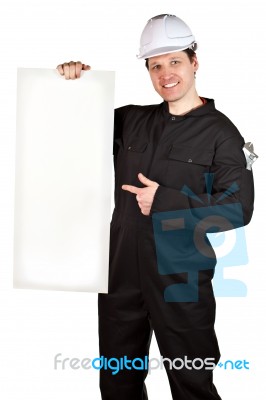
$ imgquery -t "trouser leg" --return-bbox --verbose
[138,230,222,400]
[151,298,222,400]
[98,222,152,400]
[98,314,151,400]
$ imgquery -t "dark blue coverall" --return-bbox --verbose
[98,99,254,400]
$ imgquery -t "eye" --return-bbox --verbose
[152,64,160,70]
[171,60,180,65]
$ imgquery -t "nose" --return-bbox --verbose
[159,66,174,82]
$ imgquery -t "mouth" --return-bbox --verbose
[162,82,179,89]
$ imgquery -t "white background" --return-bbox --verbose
[0,0,265,399]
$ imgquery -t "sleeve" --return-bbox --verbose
[151,133,254,231]
[113,107,124,153]
[113,105,132,170]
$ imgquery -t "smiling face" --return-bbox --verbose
[147,51,199,107]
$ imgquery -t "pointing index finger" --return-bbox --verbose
[121,185,140,195]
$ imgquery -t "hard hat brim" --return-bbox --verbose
[137,44,197,59]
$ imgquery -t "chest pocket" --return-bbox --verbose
[114,138,148,186]
[166,145,214,190]
[125,139,148,176]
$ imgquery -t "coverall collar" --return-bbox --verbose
[163,98,215,120]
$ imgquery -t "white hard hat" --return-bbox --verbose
[137,14,197,59]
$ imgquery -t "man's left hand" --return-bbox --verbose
[122,173,159,216]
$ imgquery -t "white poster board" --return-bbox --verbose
[13,68,115,293]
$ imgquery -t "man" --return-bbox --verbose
[57,14,254,400]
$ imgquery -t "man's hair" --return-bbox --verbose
[145,48,196,70]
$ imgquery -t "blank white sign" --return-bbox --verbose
[14,68,115,293]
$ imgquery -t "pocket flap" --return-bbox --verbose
[127,140,148,153]
[169,145,214,166]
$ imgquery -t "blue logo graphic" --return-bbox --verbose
[152,174,248,302]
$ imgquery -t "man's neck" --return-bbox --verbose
[168,92,203,116]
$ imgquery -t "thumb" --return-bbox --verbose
[138,173,157,187]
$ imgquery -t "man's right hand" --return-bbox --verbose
[56,61,91,80]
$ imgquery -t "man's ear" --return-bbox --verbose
[193,55,199,72]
